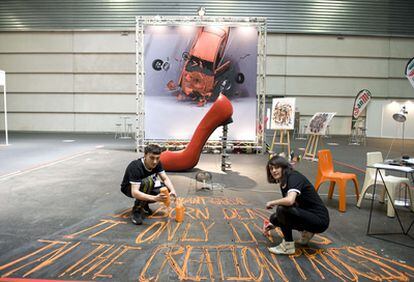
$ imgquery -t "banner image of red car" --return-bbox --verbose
[144,25,258,141]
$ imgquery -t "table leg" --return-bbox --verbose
[367,168,378,235]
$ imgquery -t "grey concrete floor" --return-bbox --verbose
[0,132,413,281]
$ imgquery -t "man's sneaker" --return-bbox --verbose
[143,203,153,216]
[268,239,295,255]
[296,230,314,245]
[131,206,144,225]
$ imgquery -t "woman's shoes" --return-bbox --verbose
[297,230,314,245]
[267,231,315,255]
[268,239,295,255]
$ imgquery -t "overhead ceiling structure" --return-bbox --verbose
[0,0,413,37]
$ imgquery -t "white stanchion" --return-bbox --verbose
[0,70,8,146]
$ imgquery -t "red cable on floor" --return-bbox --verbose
[332,160,365,173]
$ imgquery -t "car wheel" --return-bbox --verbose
[220,79,232,92]
[182,52,190,61]
[235,72,245,84]
[152,59,163,71]
[211,77,232,100]
[162,61,170,71]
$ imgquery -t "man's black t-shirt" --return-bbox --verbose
[120,158,164,198]
[281,170,329,221]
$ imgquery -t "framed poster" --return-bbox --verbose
[306,112,336,135]
[270,98,295,130]
[143,25,258,141]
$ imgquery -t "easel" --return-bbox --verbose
[303,134,320,160]
[269,130,291,157]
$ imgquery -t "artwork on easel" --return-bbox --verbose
[306,112,336,135]
[270,98,296,130]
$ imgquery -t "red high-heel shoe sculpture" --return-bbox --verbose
[160,94,233,171]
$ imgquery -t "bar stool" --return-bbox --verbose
[115,122,122,139]
[324,125,331,139]
[296,119,307,140]
[195,171,213,191]
[127,122,134,139]
[357,127,367,146]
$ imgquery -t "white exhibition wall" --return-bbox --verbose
[366,100,414,139]
[0,69,7,145]
[0,31,413,136]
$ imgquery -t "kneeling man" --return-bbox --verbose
[121,144,177,225]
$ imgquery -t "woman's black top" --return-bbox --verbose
[281,170,329,221]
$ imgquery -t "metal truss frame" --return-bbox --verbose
[136,15,267,153]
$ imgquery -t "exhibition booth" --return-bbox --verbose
[0,8,414,281]
[131,14,414,251]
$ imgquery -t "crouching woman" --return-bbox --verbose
[265,155,329,255]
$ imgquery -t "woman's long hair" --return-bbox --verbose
[266,155,293,187]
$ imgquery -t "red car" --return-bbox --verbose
[177,26,232,106]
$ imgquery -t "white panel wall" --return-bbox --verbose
[74,54,134,72]
[6,113,75,131]
[0,31,136,133]
[0,54,74,72]
[286,36,391,57]
[7,74,74,92]
[0,31,413,135]
[390,39,414,58]
[367,100,414,139]
[0,32,73,52]
[74,74,134,93]
[72,32,134,53]
[266,34,414,136]
[6,94,74,112]
[74,94,136,113]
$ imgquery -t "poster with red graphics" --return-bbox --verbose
[351,89,372,129]
[144,25,258,141]
[406,57,414,89]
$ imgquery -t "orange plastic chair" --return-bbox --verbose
[315,149,359,212]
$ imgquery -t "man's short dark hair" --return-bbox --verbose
[144,144,163,155]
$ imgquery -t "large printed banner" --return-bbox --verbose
[351,89,372,129]
[270,98,295,130]
[406,57,414,89]
[144,25,258,141]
